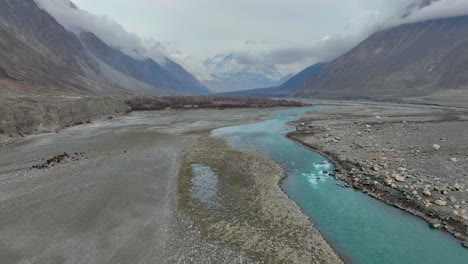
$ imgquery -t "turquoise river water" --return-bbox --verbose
[212,106,468,264]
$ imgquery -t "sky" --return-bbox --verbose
[36,0,468,79]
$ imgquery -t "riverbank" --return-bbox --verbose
[176,133,342,263]
[0,108,285,263]
[0,94,130,146]
[289,102,468,246]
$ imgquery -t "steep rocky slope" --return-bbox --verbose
[0,0,98,90]
[294,15,468,101]
[80,32,209,95]
[0,0,207,96]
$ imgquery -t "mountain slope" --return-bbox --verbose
[218,63,325,97]
[0,0,207,96]
[0,0,98,89]
[80,32,209,95]
[294,15,468,100]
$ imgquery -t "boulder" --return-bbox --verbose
[432,144,441,150]
[450,157,458,162]
[423,190,432,197]
[394,174,405,182]
[463,241,468,248]
[434,200,447,206]
[429,219,441,228]
[385,178,393,186]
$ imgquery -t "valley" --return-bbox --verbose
[1,0,468,263]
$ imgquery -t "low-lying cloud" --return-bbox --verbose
[34,0,167,64]
[34,0,468,79]
[232,0,468,73]
[389,0,468,27]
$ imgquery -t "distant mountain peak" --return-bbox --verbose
[202,53,288,92]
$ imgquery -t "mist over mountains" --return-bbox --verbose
[0,0,208,96]
[2,0,468,100]
[202,53,291,92]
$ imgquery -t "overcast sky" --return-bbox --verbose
[70,0,406,59]
[40,0,468,78]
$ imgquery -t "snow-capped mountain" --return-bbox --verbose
[202,53,290,92]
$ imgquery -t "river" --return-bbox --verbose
[212,106,468,264]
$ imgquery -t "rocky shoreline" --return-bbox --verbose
[176,133,343,263]
[288,102,468,247]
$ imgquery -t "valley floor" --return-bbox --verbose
[0,108,339,263]
[289,101,468,245]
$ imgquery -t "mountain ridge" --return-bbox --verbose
[0,0,208,96]
[218,63,325,97]
[293,15,468,101]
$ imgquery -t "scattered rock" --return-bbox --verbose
[385,178,393,186]
[397,167,407,173]
[434,200,447,206]
[394,174,405,182]
[429,219,442,228]
[423,190,432,197]
[463,241,468,248]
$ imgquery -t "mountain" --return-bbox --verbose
[0,0,207,96]
[294,15,468,100]
[218,63,325,97]
[80,32,209,95]
[0,0,99,91]
[202,53,288,92]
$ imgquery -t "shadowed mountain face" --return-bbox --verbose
[218,63,325,97]
[80,32,209,95]
[294,15,468,100]
[0,0,208,96]
[0,0,98,88]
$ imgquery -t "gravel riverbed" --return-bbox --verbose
[289,102,468,245]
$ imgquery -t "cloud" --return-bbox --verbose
[225,0,468,75]
[387,0,468,27]
[34,0,468,80]
[34,0,167,64]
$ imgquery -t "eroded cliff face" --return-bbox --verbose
[0,93,129,144]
